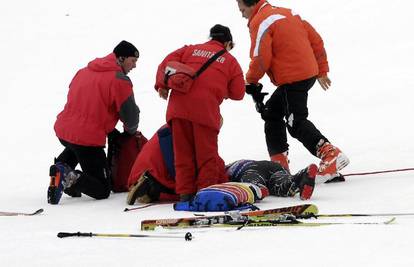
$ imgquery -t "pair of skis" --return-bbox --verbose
[140,204,401,230]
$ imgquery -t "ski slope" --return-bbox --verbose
[1,0,413,266]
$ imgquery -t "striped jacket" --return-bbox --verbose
[246,0,329,86]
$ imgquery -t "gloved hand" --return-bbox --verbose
[245,83,268,113]
[108,128,122,142]
[107,128,122,159]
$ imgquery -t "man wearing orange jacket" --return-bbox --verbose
[155,25,245,200]
[236,0,349,182]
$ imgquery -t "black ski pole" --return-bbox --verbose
[57,231,192,241]
[124,201,175,212]
[124,203,155,212]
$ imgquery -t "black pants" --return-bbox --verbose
[56,139,111,200]
[262,77,328,156]
[230,160,299,197]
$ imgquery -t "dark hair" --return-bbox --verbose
[113,40,139,58]
[209,24,233,44]
[242,0,260,7]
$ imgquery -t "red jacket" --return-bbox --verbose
[246,0,329,86]
[128,129,174,189]
[128,125,229,190]
[155,40,245,131]
[54,53,140,147]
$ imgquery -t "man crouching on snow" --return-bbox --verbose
[48,41,140,205]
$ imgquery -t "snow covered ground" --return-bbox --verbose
[1,0,414,266]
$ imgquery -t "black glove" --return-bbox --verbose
[245,83,268,113]
[107,128,122,144]
[107,128,123,163]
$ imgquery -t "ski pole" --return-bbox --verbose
[124,203,155,212]
[57,231,192,241]
[342,167,414,177]
[124,202,175,212]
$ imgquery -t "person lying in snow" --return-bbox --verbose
[126,124,317,207]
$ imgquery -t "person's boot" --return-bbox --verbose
[127,171,166,205]
[48,162,72,204]
[270,151,290,173]
[293,164,317,200]
[63,170,82,198]
[316,142,349,183]
[324,173,346,183]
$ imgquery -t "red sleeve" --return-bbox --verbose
[303,20,329,76]
[227,59,245,100]
[154,45,189,90]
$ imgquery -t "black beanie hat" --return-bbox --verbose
[209,24,233,44]
[113,40,139,58]
[242,0,260,7]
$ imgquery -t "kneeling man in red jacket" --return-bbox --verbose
[48,41,141,204]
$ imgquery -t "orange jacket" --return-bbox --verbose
[246,0,329,86]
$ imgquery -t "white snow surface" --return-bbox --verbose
[1,0,414,266]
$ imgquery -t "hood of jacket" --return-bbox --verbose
[87,53,122,72]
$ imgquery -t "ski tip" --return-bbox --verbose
[385,217,396,224]
[302,204,319,217]
[123,208,130,212]
[33,208,44,215]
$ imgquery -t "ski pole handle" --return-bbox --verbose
[57,232,92,238]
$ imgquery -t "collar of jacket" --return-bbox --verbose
[248,0,269,27]
[205,39,226,49]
